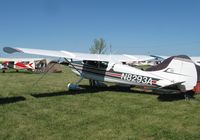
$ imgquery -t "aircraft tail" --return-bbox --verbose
[147,55,198,92]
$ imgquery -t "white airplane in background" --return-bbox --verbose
[150,55,200,66]
[191,57,200,66]
[3,47,200,99]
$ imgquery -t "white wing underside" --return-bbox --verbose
[3,47,153,62]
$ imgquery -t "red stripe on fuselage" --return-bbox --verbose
[15,62,27,68]
[105,72,122,78]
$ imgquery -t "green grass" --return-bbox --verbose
[1,67,200,140]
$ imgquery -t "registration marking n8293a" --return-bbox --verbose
[121,73,152,85]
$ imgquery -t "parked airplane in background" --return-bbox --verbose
[150,55,200,66]
[191,57,200,66]
[3,47,200,98]
[0,58,45,72]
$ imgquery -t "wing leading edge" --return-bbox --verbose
[3,47,154,62]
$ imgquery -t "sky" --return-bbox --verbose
[0,0,200,57]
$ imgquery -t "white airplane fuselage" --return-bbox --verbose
[69,57,198,92]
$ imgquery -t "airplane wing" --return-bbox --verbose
[0,57,45,62]
[150,55,168,60]
[3,47,154,62]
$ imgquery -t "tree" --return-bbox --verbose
[89,38,107,54]
[89,38,107,87]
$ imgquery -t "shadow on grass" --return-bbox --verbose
[157,92,197,101]
[31,85,190,102]
[0,96,26,105]
[157,94,185,101]
[31,85,129,98]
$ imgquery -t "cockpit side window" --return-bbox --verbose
[83,60,108,69]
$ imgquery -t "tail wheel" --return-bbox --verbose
[187,90,196,97]
[184,90,195,100]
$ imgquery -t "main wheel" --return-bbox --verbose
[67,83,80,90]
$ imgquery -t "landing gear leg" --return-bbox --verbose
[89,79,98,87]
[67,77,83,90]
[184,93,189,101]
[89,79,107,88]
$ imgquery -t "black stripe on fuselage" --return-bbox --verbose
[69,63,121,79]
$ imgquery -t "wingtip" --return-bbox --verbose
[3,47,24,54]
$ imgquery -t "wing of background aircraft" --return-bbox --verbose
[190,57,200,66]
[150,55,168,60]
[3,47,154,62]
[150,55,200,66]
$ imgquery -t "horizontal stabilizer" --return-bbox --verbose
[158,81,185,89]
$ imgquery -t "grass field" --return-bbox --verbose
[1,66,200,140]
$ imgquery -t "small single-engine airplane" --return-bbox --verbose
[0,58,44,72]
[3,47,200,98]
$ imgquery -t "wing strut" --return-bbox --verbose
[64,58,81,75]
